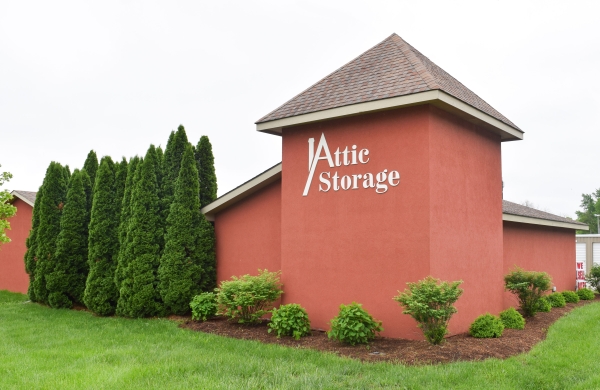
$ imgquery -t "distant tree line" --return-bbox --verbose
[576,190,600,234]
[24,125,217,317]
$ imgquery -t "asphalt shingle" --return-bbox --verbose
[257,33,520,131]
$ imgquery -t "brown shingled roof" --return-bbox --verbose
[502,200,586,226]
[257,33,520,131]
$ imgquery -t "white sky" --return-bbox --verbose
[1,1,599,218]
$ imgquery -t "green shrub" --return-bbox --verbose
[393,276,463,345]
[499,307,525,330]
[190,292,218,321]
[586,264,600,292]
[469,314,504,338]
[577,288,595,301]
[216,270,283,324]
[504,267,552,317]
[561,290,580,303]
[268,303,311,340]
[536,297,552,312]
[327,302,382,345]
[547,292,566,308]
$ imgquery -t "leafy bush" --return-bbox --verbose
[586,265,600,292]
[268,303,311,340]
[577,288,595,301]
[536,297,551,312]
[547,292,566,308]
[561,291,580,303]
[190,292,217,321]
[216,270,283,324]
[499,307,525,330]
[327,302,383,345]
[469,314,504,338]
[504,267,552,317]
[393,276,463,345]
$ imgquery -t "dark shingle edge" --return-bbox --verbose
[502,200,586,226]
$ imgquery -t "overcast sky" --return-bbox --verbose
[1,1,599,218]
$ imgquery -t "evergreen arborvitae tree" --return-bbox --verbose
[46,169,91,308]
[155,146,165,211]
[162,126,189,220]
[24,182,44,301]
[195,135,217,208]
[114,156,140,293]
[114,158,128,224]
[32,162,68,304]
[198,215,216,292]
[84,157,121,316]
[83,150,99,188]
[116,146,163,317]
[158,143,205,314]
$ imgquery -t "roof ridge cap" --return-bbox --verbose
[256,34,399,124]
[390,35,440,90]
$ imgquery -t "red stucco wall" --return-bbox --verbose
[503,221,576,308]
[428,107,504,335]
[0,198,32,294]
[279,104,503,339]
[214,180,282,285]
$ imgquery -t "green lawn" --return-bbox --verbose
[1,290,600,389]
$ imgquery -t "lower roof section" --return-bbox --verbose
[201,165,586,231]
[201,163,282,221]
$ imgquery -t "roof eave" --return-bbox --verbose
[200,163,282,221]
[503,213,588,231]
[9,191,35,207]
[256,90,523,142]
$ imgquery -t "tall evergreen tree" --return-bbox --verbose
[46,169,91,308]
[84,157,120,316]
[155,146,165,210]
[83,150,99,188]
[198,215,216,292]
[162,126,189,220]
[114,156,140,293]
[24,181,44,301]
[195,135,217,208]
[116,146,163,317]
[114,158,128,223]
[158,143,204,314]
[32,162,68,304]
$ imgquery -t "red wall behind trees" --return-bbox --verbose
[502,221,576,308]
[214,181,281,285]
[0,198,31,294]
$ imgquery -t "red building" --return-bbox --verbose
[201,34,587,339]
[0,190,36,294]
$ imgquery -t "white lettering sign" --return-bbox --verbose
[303,133,400,196]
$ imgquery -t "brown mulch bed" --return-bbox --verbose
[179,296,600,365]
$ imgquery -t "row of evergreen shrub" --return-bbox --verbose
[469,288,590,339]
[192,267,595,345]
[24,125,218,318]
[190,271,462,345]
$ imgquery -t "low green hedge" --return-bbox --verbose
[469,314,504,338]
[561,291,580,303]
[577,288,595,301]
[499,307,525,330]
[547,292,566,308]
